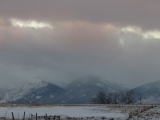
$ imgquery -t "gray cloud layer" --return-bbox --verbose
[1,0,160,29]
[0,0,160,88]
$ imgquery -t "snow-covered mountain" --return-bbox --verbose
[0,88,7,100]
[130,80,160,103]
[0,80,48,102]
[65,75,127,103]
[16,81,67,103]
[0,76,127,104]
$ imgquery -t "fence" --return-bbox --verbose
[7,112,108,120]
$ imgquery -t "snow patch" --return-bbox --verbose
[36,96,42,99]
[0,106,127,119]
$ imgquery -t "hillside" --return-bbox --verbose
[130,80,160,103]
[0,76,128,104]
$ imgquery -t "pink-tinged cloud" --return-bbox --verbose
[0,0,160,88]
[0,0,160,30]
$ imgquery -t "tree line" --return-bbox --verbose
[92,91,143,104]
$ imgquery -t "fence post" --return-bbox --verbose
[23,112,25,120]
[45,114,47,120]
[29,114,30,120]
[5,111,7,119]
[31,114,32,120]
[36,113,37,120]
[12,112,15,120]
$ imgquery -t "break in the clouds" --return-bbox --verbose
[10,19,53,29]
[0,0,160,88]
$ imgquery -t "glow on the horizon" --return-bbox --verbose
[144,31,160,39]
[10,19,53,29]
[120,26,160,39]
[118,26,160,46]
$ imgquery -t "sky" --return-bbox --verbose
[0,0,160,88]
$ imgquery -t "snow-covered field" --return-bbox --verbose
[0,104,160,120]
[0,105,127,119]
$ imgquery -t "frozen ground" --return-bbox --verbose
[131,106,160,120]
[0,105,127,119]
[0,104,160,119]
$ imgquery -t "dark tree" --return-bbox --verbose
[110,92,120,104]
[137,93,143,104]
[121,91,135,104]
[106,93,113,104]
[92,91,107,104]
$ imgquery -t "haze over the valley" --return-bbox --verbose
[0,0,160,88]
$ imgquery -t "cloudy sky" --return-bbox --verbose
[0,0,160,88]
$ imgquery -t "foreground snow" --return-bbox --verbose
[0,105,127,119]
[1,104,160,119]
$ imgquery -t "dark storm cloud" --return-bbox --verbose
[0,0,160,29]
[0,0,160,88]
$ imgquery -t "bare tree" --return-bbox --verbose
[121,91,136,104]
[106,93,112,104]
[110,92,119,104]
[137,93,143,104]
[92,91,107,104]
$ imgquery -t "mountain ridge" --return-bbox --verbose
[0,76,127,104]
[4,76,160,104]
[130,79,160,103]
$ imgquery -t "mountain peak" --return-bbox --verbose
[0,76,127,104]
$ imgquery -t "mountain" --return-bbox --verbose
[0,80,49,102]
[64,75,127,103]
[7,80,49,101]
[15,81,68,104]
[0,80,61,102]
[130,80,160,103]
[0,88,7,100]
[0,76,127,104]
